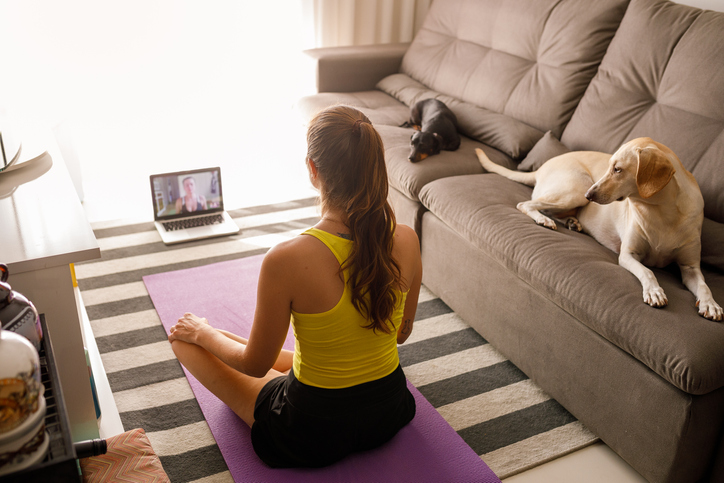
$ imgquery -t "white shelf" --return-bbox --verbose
[75,286,124,439]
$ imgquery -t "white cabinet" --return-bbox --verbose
[0,131,101,443]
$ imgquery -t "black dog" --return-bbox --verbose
[403,99,461,163]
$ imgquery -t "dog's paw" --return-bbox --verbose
[696,299,723,321]
[528,211,558,230]
[564,217,583,232]
[537,217,558,230]
[643,287,668,308]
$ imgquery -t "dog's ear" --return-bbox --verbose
[636,147,675,198]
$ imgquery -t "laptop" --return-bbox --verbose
[150,167,240,245]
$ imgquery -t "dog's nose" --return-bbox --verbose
[585,190,594,201]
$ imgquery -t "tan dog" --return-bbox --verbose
[475,137,722,321]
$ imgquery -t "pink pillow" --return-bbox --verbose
[79,428,169,483]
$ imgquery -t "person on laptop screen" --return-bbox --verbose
[150,167,237,244]
[175,175,207,214]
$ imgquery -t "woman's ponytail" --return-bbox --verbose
[307,106,401,333]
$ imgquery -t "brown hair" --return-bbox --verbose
[306,105,401,333]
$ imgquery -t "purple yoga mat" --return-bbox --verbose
[144,255,500,482]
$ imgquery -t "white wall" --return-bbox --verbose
[0,1,316,219]
[0,1,312,127]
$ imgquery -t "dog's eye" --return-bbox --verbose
[613,167,622,174]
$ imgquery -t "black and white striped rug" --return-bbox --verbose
[75,197,598,482]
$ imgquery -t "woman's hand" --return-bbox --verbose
[168,312,211,344]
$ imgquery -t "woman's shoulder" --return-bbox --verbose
[262,231,339,291]
[263,232,326,267]
[394,224,419,250]
[392,224,420,267]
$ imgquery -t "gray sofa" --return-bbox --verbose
[297,0,724,481]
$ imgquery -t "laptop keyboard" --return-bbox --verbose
[163,214,224,231]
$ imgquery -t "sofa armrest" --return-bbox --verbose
[303,42,410,93]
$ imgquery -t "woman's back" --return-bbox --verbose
[290,227,409,388]
[269,222,420,388]
[283,223,419,314]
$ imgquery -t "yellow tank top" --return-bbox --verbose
[291,228,408,389]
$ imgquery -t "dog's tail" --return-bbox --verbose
[475,148,536,186]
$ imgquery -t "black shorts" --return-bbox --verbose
[251,364,416,468]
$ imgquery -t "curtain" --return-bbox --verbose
[301,0,431,48]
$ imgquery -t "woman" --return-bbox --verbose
[168,105,423,468]
[175,175,207,213]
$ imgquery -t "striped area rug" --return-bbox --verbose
[75,197,598,482]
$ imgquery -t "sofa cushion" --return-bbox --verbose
[702,218,724,273]
[517,131,571,172]
[296,89,515,201]
[377,73,545,159]
[296,90,410,127]
[400,0,629,139]
[419,174,724,395]
[512,129,724,273]
[376,124,513,201]
[561,0,724,223]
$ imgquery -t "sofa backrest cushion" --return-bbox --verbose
[377,73,545,159]
[517,131,571,172]
[400,0,629,140]
[561,0,724,223]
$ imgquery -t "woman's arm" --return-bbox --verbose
[396,226,422,344]
[217,329,248,344]
[169,242,294,377]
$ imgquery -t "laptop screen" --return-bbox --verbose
[150,167,225,221]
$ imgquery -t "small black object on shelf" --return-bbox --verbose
[73,439,107,459]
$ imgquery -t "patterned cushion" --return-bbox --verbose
[79,428,169,483]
